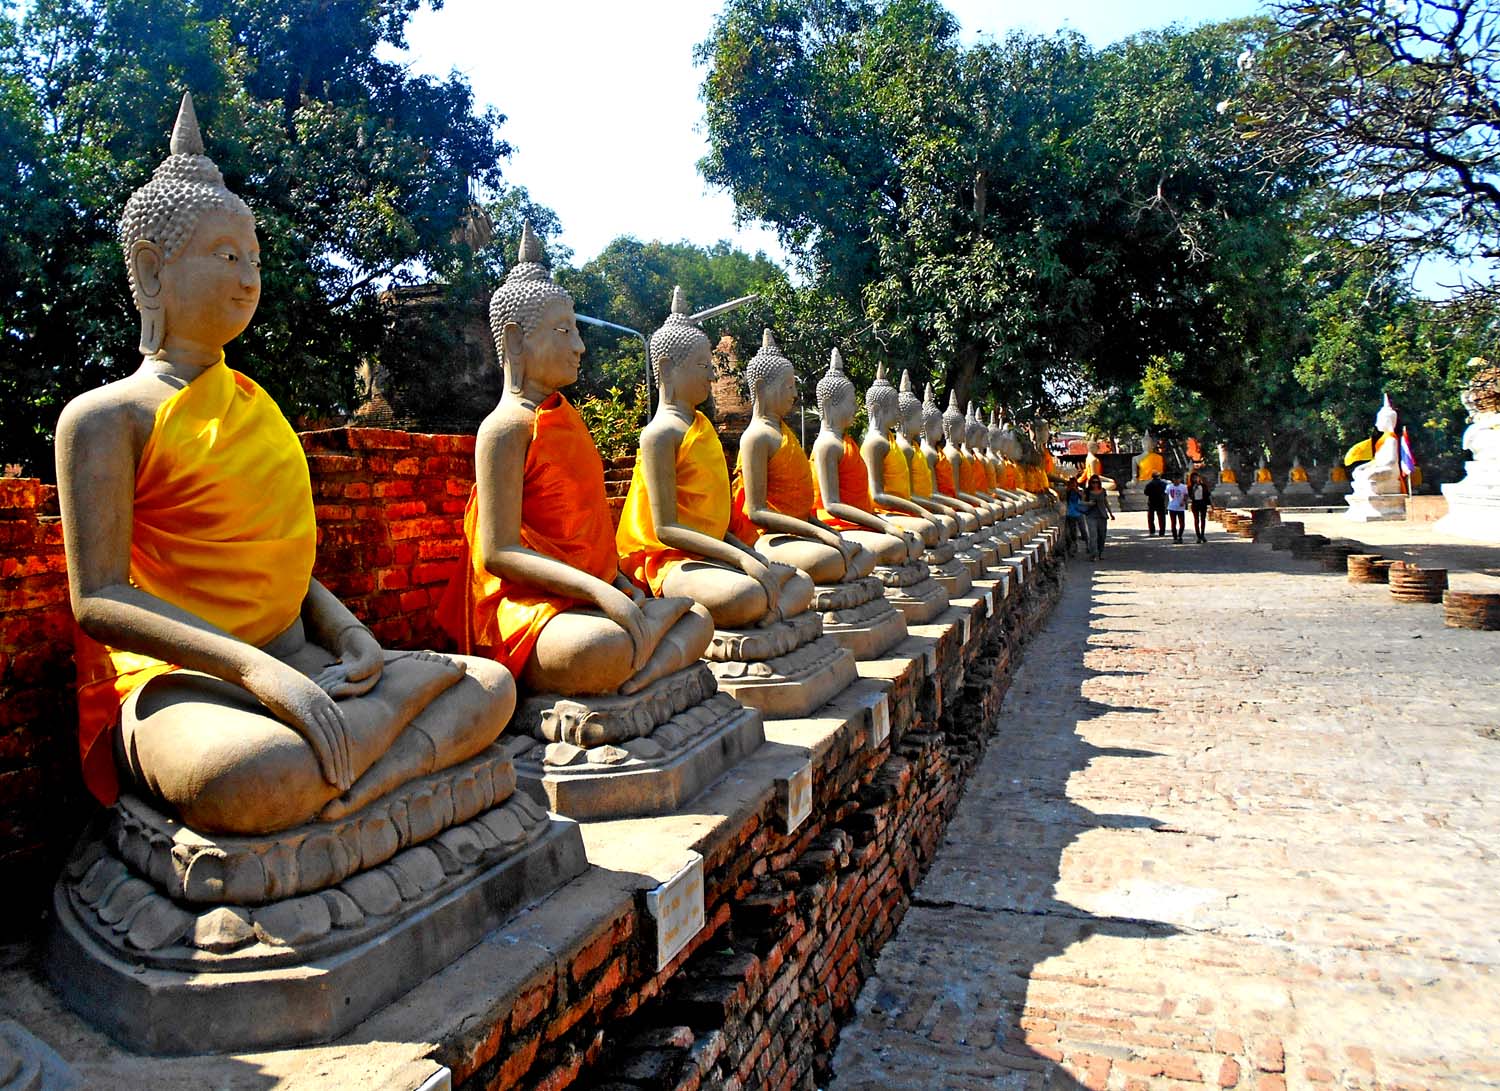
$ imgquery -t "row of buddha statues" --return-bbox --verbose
[1107,431,1359,510]
[43,95,1061,1052]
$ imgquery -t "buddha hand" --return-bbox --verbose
[243,655,354,791]
[312,625,385,699]
[745,557,783,623]
[597,586,652,673]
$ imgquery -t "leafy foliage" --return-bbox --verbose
[0,0,508,476]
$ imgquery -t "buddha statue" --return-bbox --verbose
[1132,430,1165,482]
[1217,442,1239,485]
[901,378,988,577]
[1321,456,1353,499]
[1247,451,1280,506]
[940,392,1003,521]
[921,385,1001,565]
[48,95,584,1051]
[1436,363,1500,539]
[1213,442,1249,504]
[618,290,856,716]
[1345,394,1407,521]
[810,351,948,622]
[861,368,973,598]
[1083,439,1106,486]
[441,235,759,816]
[1283,455,1316,501]
[731,331,905,660]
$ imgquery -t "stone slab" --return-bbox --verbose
[45,815,588,1055]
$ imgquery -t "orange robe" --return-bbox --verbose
[811,435,876,528]
[730,423,816,544]
[73,358,316,806]
[874,441,914,517]
[1000,461,1019,490]
[936,455,958,498]
[981,461,997,491]
[438,393,619,675]
[617,411,732,596]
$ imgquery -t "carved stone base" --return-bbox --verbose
[703,610,858,718]
[1320,480,1353,500]
[813,576,907,660]
[1281,481,1317,503]
[1247,482,1280,506]
[499,665,765,818]
[1344,489,1406,522]
[928,554,973,600]
[876,561,950,624]
[48,784,587,1054]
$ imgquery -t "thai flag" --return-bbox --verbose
[1399,428,1417,475]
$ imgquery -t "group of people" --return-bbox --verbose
[1062,470,1214,561]
[1143,470,1213,544]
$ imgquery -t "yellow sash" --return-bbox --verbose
[617,411,731,595]
[74,358,315,804]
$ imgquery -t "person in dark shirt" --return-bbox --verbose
[1143,472,1168,536]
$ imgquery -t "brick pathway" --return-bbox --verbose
[831,512,1500,1091]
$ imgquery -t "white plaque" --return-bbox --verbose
[778,760,813,835]
[645,853,705,971]
[869,692,891,746]
[960,613,972,644]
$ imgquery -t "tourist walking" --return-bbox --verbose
[1143,472,1167,536]
[1165,474,1188,543]
[1083,475,1114,560]
[1064,480,1086,558]
[1188,472,1213,543]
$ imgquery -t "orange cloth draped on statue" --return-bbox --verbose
[730,422,816,544]
[72,358,316,806]
[879,441,912,503]
[811,436,876,528]
[1000,461,1019,490]
[438,392,619,673]
[980,461,997,491]
[1083,453,1103,480]
[617,411,732,595]
[936,455,958,498]
[908,447,935,497]
[959,456,983,494]
[1290,466,1309,483]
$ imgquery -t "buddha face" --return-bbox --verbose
[766,366,797,419]
[669,338,714,407]
[518,296,585,393]
[147,207,261,353]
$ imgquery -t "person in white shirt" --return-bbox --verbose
[1165,475,1189,543]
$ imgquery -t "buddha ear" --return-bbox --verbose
[130,239,166,353]
[501,320,525,395]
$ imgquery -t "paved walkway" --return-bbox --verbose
[831,512,1500,1091]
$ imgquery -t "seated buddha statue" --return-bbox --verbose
[618,289,814,629]
[895,372,964,539]
[808,350,921,566]
[941,392,1002,520]
[860,365,946,548]
[620,291,855,715]
[1083,440,1110,488]
[731,330,875,585]
[1216,442,1239,485]
[55,95,515,837]
[1289,459,1310,483]
[810,352,947,621]
[732,332,905,660]
[439,224,714,699]
[1132,430,1165,483]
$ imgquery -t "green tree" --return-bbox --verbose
[0,0,509,477]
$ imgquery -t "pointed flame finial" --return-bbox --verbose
[947,389,960,411]
[899,369,913,393]
[671,284,688,316]
[761,328,778,352]
[169,91,204,156]
[518,220,541,264]
[874,361,886,382]
[923,382,937,408]
[827,347,846,375]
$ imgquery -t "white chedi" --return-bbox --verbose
[1436,367,1500,541]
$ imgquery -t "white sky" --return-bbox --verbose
[387,0,1262,267]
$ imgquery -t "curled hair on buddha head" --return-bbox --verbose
[119,92,254,353]
[489,220,574,390]
[745,328,794,403]
[920,383,943,443]
[897,370,922,433]
[865,362,897,424]
[649,285,711,383]
[816,347,855,418]
[942,389,966,441]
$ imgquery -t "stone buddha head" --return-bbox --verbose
[942,391,966,450]
[920,383,944,448]
[816,348,857,433]
[745,328,797,420]
[121,93,259,356]
[491,221,581,397]
[865,364,898,435]
[651,286,713,408]
[897,371,922,441]
[965,405,987,453]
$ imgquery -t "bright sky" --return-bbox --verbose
[387,0,1263,268]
